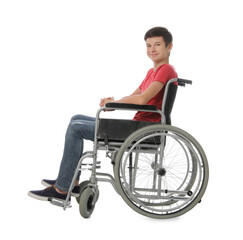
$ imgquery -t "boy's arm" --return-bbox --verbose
[130,87,142,96]
[99,87,141,107]
[100,81,164,106]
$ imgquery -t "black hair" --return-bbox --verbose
[144,27,173,47]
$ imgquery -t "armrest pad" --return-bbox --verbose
[105,102,157,111]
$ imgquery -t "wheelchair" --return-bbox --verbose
[51,78,209,219]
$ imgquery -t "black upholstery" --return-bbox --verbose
[97,119,160,143]
[105,103,157,111]
[164,83,178,125]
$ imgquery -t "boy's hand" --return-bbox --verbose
[99,97,115,107]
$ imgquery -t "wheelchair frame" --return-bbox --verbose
[51,78,209,219]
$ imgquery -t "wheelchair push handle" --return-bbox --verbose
[177,78,192,87]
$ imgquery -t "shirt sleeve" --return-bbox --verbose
[138,80,144,90]
[153,64,177,85]
[138,68,153,90]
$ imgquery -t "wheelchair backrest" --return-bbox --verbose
[163,82,178,125]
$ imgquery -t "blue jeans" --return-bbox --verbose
[55,114,96,191]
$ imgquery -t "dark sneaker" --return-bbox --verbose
[41,179,80,197]
[41,179,56,187]
[28,186,69,203]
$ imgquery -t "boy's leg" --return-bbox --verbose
[55,116,96,192]
[71,114,96,122]
[28,115,96,201]
[65,114,96,184]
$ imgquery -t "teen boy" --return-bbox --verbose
[28,26,178,202]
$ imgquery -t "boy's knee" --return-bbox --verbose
[70,114,80,122]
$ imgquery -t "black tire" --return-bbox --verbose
[75,180,90,204]
[79,187,96,218]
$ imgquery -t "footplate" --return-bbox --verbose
[50,198,72,209]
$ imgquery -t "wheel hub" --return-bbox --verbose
[157,167,166,176]
[151,162,166,176]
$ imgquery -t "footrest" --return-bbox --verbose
[50,198,71,209]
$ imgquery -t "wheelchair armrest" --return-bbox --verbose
[105,102,157,111]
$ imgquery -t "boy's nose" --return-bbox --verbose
[151,46,156,52]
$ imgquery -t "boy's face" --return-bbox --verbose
[145,37,172,65]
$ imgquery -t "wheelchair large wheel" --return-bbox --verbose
[114,124,209,219]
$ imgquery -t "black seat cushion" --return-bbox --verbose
[97,119,160,143]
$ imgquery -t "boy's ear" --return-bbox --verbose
[168,43,173,53]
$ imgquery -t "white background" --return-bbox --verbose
[0,0,242,239]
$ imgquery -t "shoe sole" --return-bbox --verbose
[41,180,53,188]
[41,180,79,198]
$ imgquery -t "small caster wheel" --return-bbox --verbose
[75,180,90,204]
[79,187,97,218]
